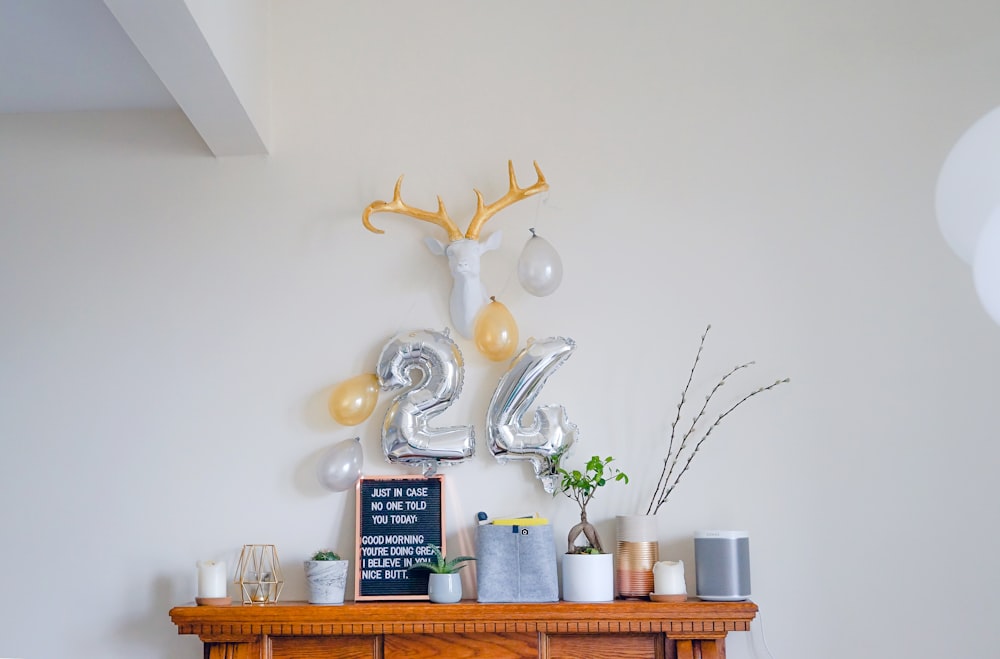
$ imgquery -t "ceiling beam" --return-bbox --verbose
[103,0,270,156]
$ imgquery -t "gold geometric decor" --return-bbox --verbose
[234,544,283,604]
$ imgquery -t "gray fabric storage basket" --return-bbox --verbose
[476,523,559,602]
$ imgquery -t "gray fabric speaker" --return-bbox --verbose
[694,530,751,601]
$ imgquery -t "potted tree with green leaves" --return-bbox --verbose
[303,550,349,604]
[407,543,475,603]
[555,453,629,602]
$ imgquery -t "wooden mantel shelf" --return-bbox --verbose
[170,598,758,659]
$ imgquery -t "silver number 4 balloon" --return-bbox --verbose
[485,336,579,493]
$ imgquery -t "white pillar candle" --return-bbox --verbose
[197,560,227,598]
[653,560,686,595]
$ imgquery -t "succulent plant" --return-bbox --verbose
[406,544,474,574]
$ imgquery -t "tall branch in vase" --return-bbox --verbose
[645,324,790,515]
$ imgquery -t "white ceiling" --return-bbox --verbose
[0,0,269,156]
[0,0,177,113]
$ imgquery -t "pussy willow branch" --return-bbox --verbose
[645,325,790,515]
[647,325,727,514]
[650,376,790,515]
[659,361,752,501]
[646,325,708,514]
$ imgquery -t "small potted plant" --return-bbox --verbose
[555,453,629,602]
[303,550,349,605]
[407,543,475,603]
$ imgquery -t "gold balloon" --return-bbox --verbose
[475,297,519,362]
[328,373,379,425]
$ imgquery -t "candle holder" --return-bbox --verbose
[235,544,284,605]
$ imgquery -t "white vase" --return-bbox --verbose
[427,573,462,603]
[562,552,614,602]
[304,560,348,605]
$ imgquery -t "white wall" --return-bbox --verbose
[3,2,1000,657]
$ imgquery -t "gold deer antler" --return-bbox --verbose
[362,175,463,241]
[362,161,548,242]
[465,161,548,240]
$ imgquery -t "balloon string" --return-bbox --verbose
[496,259,517,300]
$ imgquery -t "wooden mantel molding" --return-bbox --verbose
[170,598,758,659]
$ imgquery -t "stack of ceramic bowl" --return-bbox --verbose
[615,515,659,599]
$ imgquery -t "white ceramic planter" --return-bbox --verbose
[427,573,462,603]
[562,552,614,602]
[304,560,348,605]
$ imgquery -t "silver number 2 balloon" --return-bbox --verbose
[486,336,579,493]
[377,329,475,477]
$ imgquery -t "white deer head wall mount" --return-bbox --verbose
[362,161,549,339]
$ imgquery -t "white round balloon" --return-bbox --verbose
[936,105,1000,265]
[317,437,364,492]
[973,208,1000,325]
[517,228,563,296]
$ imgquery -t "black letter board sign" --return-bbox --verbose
[355,475,444,601]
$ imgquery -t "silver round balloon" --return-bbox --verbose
[377,328,475,477]
[517,228,563,297]
[486,336,579,493]
[317,437,364,492]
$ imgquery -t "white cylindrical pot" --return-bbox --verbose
[562,553,614,602]
[304,560,349,605]
[427,573,463,603]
